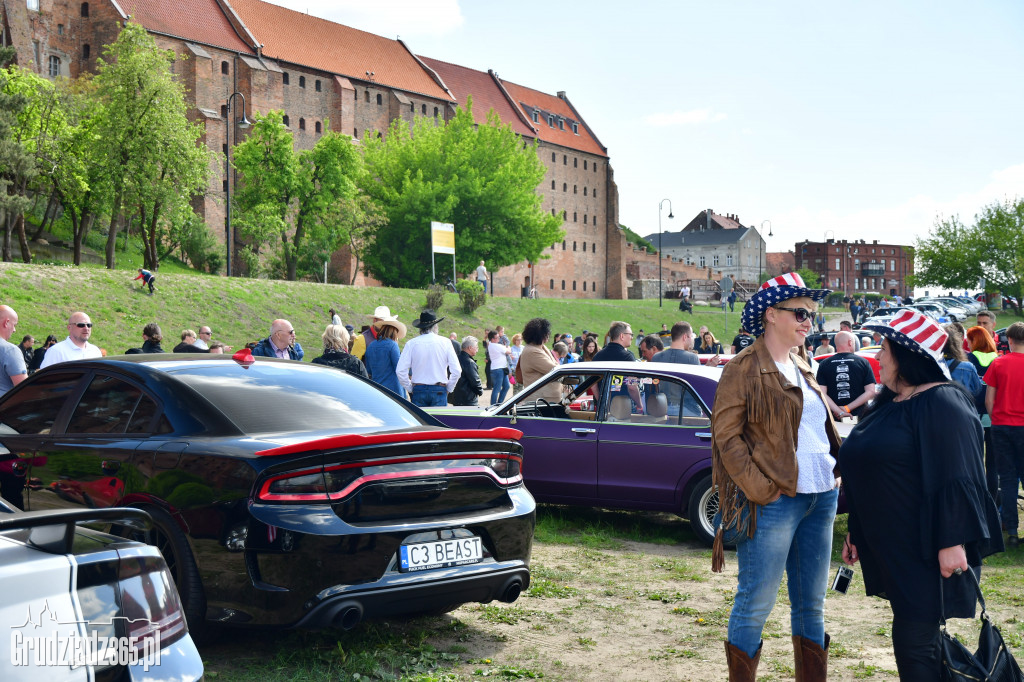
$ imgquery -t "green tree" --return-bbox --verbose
[360,100,564,288]
[92,22,211,269]
[232,111,362,281]
[0,53,43,263]
[795,267,822,289]
[913,198,1023,313]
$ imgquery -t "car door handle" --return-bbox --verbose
[571,428,596,435]
[695,432,712,439]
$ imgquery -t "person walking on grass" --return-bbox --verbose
[134,268,156,294]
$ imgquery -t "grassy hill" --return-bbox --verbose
[1,262,760,357]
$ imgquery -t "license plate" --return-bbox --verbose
[399,536,483,572]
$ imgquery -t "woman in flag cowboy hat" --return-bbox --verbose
[839,309,1002,679]
[711,272,842,681]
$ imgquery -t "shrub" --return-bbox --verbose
[457,279,486,314]
[424,283,446,311]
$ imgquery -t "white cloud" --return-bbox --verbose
[769,162,1024,254]
[643,109,728,127]
[262,0,464,38]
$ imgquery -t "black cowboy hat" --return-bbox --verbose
[413,309,446,329]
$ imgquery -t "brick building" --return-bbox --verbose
[795,239,914,296]
[2,0,626,297]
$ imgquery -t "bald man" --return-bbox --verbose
[0,306,27,395]
[251,319,300,360]
[40,311,103,369]
[815,331,877,418]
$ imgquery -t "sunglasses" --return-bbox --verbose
[775,306,814,323]
[74,322,93,328]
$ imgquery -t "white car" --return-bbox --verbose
[0,501,203,681]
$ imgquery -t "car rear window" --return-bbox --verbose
[165,361,425,434]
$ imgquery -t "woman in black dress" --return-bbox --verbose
[839,309,1002,680]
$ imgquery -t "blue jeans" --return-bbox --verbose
[411,384,447,407]
[729,487,839,657]
[490,368,510,405]
[992,425,1024,534]
[478,278,487,294]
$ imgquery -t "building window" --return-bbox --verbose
[563,154,567,165]
[550,279,554,289]
[222,143,227,154]
[573,212,577,222]
[48,55,60,77]
[82,44,90,59]
[562,240,566,250]
[299,76,305,88]
[584,160,588,170]
[854,258,860,269]
[531,109,539,123]
[584,214,588,224]
[855,278,860,289]
[315,121,322,133]
[57,24,64,34]
[593,189,597,198]
[835,258,840,270]
[561,280,566,290]
[313,80,321,92]
[593,280,596,289]
[282,114,290,127]
[376,93,382,105]
[699,256,706,268]
[550,209,555,216]
[573,242,577,251]
[594,164,597,173]
[220,104,227,118]
[80,2,88,17]
[551,180,555,190]
[583,281,587,292]
[364,90,369,102]
[726,254,733,266]
[410,102,415,112]
[583,187,587,196]
[713,254,720,267]
[548,115,554,127]
[890,259,895,271]
[562,183,567,192]
[572,281,577,290]
[582,241,586,251]
[573,185,577,194]
[353,128,357,138]
[572,122,579,134]
[299,118,306,130]
[434,107,439,117]
[221,61,229,75]
[558,118,564,130]
[592,244,596,253]
[421,104,426,115]
[223,178,228,192]
[283,72,289,85]
[551,152,556,162]
[574,158,578,168]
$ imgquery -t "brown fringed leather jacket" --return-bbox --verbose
[710,335,842,571]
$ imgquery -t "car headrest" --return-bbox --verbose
[648,393,668,418]
[609,394,632,420]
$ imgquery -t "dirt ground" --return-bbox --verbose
[431,538,1015,681]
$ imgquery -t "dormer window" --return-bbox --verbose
[572,122,579,134]
[557,118,564,130]
[547,115,554,128]
[531,109,539,123]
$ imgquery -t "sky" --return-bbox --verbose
[264,1,1024,254]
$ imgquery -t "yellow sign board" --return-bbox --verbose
[431,221,455,255]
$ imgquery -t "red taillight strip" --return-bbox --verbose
[321,451,522,473]
[254,427,523,457]
[258,463,523,502]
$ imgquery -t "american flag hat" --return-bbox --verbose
[741,272,831,337]
[862,309,951,379]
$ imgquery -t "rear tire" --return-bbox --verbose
[115,506,214,643]
[686,474,718,547]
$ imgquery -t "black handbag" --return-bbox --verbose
[939,569,1024,681]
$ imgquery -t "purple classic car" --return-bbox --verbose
[429,361,722,545]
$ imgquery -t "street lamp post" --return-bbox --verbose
[658,199,674,307]
[224,91,251,278]
[823,229,835,291]
[759,219,772,280]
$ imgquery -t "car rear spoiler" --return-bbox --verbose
[0,507,152,555]
[255,427,524,458]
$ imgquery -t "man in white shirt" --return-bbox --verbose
[476,261,488,294]
[396,310,461,407]
[40,312,103,369]
[194,326,213,349]
[0,305,27,395]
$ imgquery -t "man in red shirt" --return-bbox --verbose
[984,321,1024,548]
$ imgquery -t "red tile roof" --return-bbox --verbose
[419,57,535,138]
[500,80,607,157]
[119,0,255,54]
[227,0,453,101]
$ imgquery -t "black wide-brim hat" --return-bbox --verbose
[413,309,445,330]
[741,272,831,337]
[861,309,951,380]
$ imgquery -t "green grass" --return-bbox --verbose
[533,505,697,549]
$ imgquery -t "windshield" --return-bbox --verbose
[164,361,426,435]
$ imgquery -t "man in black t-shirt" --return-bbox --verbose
[730,327,754,354]
[815,331,876,418]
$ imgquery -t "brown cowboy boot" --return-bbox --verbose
[793,633,829,682]
[725,640,761,682]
